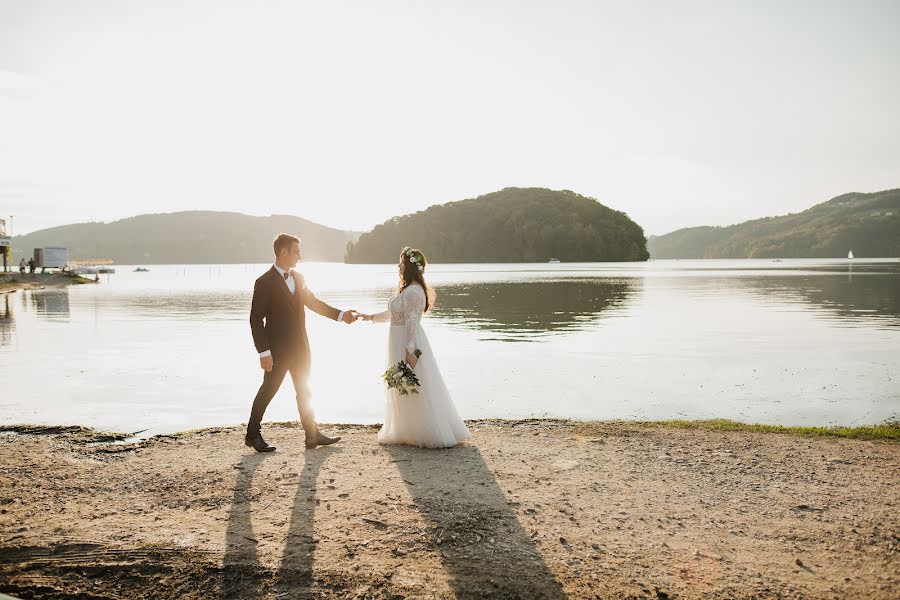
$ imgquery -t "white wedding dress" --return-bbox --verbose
[372,283,470,448]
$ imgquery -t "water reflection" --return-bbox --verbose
[0,294,13,345]
[29,289,70,321]
[2,261,898,431]
[430,278,639,340]
[736,272,900,329]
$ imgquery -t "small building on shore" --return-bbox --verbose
[34,247,68,271]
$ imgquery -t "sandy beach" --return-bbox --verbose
[0,420,897,599]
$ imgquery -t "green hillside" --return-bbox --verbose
[648,189,900,259]
[345,188,649,263]
[10,211,360,264]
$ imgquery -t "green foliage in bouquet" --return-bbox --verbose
[382,349,423,395]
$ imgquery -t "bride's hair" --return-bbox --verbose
[398,247,437,312]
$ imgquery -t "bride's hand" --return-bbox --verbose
[405,350,418,368]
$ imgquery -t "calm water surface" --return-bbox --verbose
[1,259,898,435]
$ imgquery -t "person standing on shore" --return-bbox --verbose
[246,233,361,453]
[27,258,35,274]
[18,258,26,274]
[359,247,470,449]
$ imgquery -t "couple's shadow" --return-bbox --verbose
[385,444,565,599]
[221,445,339,598]
[223,443,563,599]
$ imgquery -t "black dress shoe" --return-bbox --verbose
[245,434,276,452]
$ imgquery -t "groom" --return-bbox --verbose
[246,233,359,452]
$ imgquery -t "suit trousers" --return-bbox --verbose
[246,359,315,438]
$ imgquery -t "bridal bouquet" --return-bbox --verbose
[382,350,422,395]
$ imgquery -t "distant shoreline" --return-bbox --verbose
[0,271,98,294]
[2,257,898,276]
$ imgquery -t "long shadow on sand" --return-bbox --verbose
[221,452,271,597]
[222,447,340,598]
[274,446,340,597]
[385,444,565,599]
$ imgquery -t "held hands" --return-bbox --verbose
[342,310,362,324]
[346,311,379,322]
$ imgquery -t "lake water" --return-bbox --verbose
[1,259,898,436]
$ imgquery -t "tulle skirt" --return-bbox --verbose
[378,324,470,449]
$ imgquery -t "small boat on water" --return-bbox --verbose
[134,267,149,272]
[848,250,854,259]
[548,258,560,264]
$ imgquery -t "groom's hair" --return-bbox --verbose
[273,233,300,256]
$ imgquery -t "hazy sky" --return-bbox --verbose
[1,0,898,237]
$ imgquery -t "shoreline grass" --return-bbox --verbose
[68,273,96,285]
[576,418,900,441]
[0,271,98,292]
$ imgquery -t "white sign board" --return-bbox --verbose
[0,236,10,248]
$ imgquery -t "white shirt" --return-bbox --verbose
[273,264,295,294]
[259,265,345,358]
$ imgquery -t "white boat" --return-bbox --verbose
[548,258,560,264]
[848,250,854,259]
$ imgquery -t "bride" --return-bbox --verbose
[360,247,470,449]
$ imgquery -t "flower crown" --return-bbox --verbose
[402,246,425,273]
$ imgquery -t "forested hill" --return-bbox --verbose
[345,188,650,263]
[647,189,900,259]
[11,211,360,264]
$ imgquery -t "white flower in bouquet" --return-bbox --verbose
[381,352,423,396]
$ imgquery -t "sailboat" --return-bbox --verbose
[848,250,854,259]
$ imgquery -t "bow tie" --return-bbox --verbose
[283,271,290,280]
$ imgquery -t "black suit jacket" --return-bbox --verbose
[249,267,341,376]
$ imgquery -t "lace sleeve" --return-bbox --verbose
[402,286,426,353]
[371,309,391,323]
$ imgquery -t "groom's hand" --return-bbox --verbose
[260,355,274,372]
[342,310,360,324]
